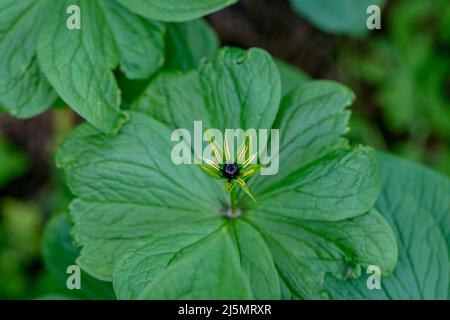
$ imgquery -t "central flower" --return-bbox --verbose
[197,131,261,204]
[222,163,240,180]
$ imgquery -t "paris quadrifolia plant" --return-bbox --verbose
[55,47,400,299]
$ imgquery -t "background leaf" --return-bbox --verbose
[100,0,165,79]
[165,19,219,72]
[38,0,128,134]
[321,153,450,299]
[0,0,56,117]
[290,0,386,36]
[115,18,218,108]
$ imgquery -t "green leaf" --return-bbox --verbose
[56,111,227,280]
[38,0,130,134]
[1,0,222,130]
[290,0,386,36]
[115,0,237,22]
[43,214,116,299]
[0,0,56,117]
[134,47,281,132]
[113,219,225,299]
[199,47,281,132]
[133,70,210,129]
[0,138,29,187]
[246,208,397,298]
[250,81,353,195]
[114,220,279,299]
[115,19,217,108]
[138,226,253,299]
[229,220,281,299]
[165,19,219,72]
[321,153,450,299]
[99,0,165,79]
[255,147,381,221]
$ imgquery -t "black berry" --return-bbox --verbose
[222,163,240,180]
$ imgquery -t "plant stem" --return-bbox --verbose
[230,188,238,211]
[229,188,239,217]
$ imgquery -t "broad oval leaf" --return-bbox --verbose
[138,227,253,299]
[228,220,281,299]
[165,19,219,72]
[0,0,56,117]
[38,0,132,134]
[255,147,380,221]
[321,153,450,299]
[99,0,165,79]
[290,0,386,37]
[246,208,397,298]
[133,71,211,130]
[250,80,353,194]
[199,47,282,132]
[134,47,282,132]
[113,219,225,299]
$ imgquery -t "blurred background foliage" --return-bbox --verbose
[0,0,448,298]
[341,0,450,176]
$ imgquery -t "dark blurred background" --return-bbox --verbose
[0,0,448,299]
